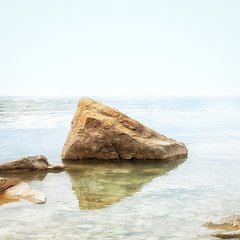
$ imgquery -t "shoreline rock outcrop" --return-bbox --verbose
[62,97,188,161]
[0,155,66,172]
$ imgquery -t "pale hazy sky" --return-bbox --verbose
[0,0,239,97]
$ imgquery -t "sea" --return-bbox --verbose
[0,95,240,239]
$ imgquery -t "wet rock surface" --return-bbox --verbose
[62,97,188,161]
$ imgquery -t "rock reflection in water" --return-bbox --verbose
[65,159,186,210]
[0,170,48,182]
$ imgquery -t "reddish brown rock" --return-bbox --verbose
[0,178,22,192]
[61,97,188,161]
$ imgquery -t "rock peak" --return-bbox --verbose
[62,98,188,161]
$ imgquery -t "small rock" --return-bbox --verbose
[203,213,240,239]
[2,182,46,204]
[212,229,240,239]
[0,155,66,172]
[47,165,68,171]
[204,213,240,229]
[0,155,49,171]
[0,178,22,192]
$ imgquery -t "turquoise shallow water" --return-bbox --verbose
[0,96,240,239]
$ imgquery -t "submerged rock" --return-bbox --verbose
[62,97,188,161]
[0,155,66,172]
[0,181,46,204]
[203,213,240,238]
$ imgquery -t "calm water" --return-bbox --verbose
[0,95,240,239]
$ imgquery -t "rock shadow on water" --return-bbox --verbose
[64,158,186,210]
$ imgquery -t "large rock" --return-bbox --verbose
[62,97,188,161]
[0,155,66,172]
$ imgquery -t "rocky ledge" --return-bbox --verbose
[62,97,188,161]
[0,155,66,172]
